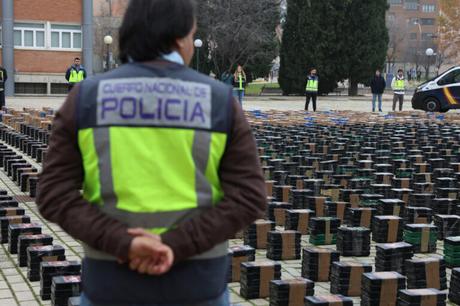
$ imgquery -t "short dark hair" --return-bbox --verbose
[398,69,403,73]
[119,0,196,63]
[74,57,80,61]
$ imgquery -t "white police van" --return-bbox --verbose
[412,66,460,112]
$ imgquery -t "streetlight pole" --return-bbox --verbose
[104,35,113,72]
[194,39,203,72]
[425,48,434,80]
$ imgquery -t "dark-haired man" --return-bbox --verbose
[37,0,266,305]
[305,68,319,111]
[65,57,87,92]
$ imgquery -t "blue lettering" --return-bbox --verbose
[101,98,118,119]
[157,98,163,120]
[120,97,136,119]
[190,102,205,123]
[183,100,189,120]
[139,98,155,119]
[165,99,181,121]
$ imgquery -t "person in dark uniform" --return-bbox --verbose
[0,66,8,109]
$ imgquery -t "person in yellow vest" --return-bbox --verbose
[391,69,405,111]
[233,65,246,105]
[37,0,266,305]
[65,57,87,92]
[0,65,8,109]
[305,68,319,111]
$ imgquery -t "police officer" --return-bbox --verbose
[37,1,266,306]
[305,68,319,111]
[391,69,405,111]
[65,57,87,92]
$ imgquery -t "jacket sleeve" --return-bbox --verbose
[83,69,87,80]
[65,68,71,81]
[3,69,7,82]
[36,85,134,260]
[161,99,267,263]
[391,77,396,90]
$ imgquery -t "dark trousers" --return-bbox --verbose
[392,94,404,111]
[305,92,317,111]
[68,84,75,92]
[0,90,5,109]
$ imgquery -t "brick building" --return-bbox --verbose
[386,0,440,75]
[0,0,129,96]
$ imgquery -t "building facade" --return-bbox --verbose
[0,0,120,96]
[386,0,440,77]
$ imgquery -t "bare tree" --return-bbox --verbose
[386,18,408,74]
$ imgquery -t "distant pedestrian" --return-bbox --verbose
[417,70,422,82]
[0,65,7,109]
[391,69,405,111]
[234,65,246,105]
[305,68,319,111]
[65,57,87,92]
[370,69,386,112]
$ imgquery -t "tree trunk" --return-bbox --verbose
[348,78,358,96]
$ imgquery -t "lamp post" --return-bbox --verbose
[425,48,434,80]
[104,35,113,72]
[194,39,203,72]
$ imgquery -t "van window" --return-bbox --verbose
[438,69,460,86]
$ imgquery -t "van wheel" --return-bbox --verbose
[425,98,440,112]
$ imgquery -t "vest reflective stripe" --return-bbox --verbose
[306,79,319,92]
[238,73,244,90]
[394,79,405,91]
[69,69,84,83]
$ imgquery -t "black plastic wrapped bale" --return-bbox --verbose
[0,215,30,243]
[375,242,414,274]
[273,185,293,203]
[309,217,341,245]
[268,202,293,226]
[240,261,282,299]
[301,247,340,282]
[431,198,457,215]
[227,245,255,283]
[304,295,354,306]
[433,214,460,240]
[371,184,393,198]
[392,178,412,190]
[391,188,413,206]
[404,257,447,290]
[449,268,460,304]
[436,187,459,200]
[339,189,363,208]
[243,220,276,249]
[374,172,394,185]
[320,184,341,202]
[17,234,53,267]
[444,236,460,268]
[398,288,447,306]
[336,227,371,256]
[378,199,405,217]
[361,272,406,306]
[269,278,314,306]
[306,196,330,217]
[290,190,314,209]
[285,209,313,235]
[40,261,81,300]
[372,216,403,243]
[51,275,81,306]
[359,194,384,209]
[346,207,376,229]
[404,207,433,224]
[8,223,41,254]
[27,245,66,282]
[330,261,372,297]
[67,296,80,306]
[403,223,438,253]
[325,202,349,223]
[267,230,301,260]
[413,173,432,184]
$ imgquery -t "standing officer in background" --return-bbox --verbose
[305,68,319,111]
[234,65,246,105]
[37,0,266,306]
[0,65,8,109]
[65,57,87,92]
[391,69,405,111]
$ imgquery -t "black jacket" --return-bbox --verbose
[370,76,386,94]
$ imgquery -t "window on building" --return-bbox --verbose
[51,83,69,95]
[14,83,47,95]
[421,18,435,25]
[409,33,418,40]
[13,23,45,48]
[422,4,436,12]
[422,33,434,40]
[388,0,402,4]
[50,24,82,49]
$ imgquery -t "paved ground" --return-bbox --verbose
[0,96,458,306]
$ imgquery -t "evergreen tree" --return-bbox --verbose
[279,0,306,95]
[343,0,389,96]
